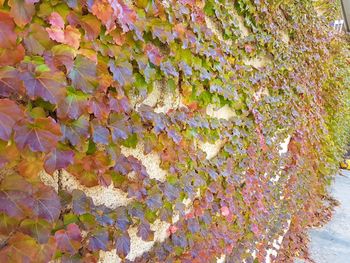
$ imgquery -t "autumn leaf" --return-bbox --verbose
[57,86,90,120]
[69,55,97,94]
[20,218,52,244]
[60,115,90,146]
[115,231,130,259]
[0,173,33,218]
[87,228,109,252]
[14,117,62,153]
[21,70,67,104]
[0,99,23,141]
[44,149,75,174]
[17,151,44,179]
[32,184,61,222]
[8,0,36,27]
[0,11,17,49]
[109,59,134,86]
[109,0,137,32]
[145,43,163,66]
[48,12,65,29]
[0,44,25,67]
[64,25,81,49]
[91,0,114,31]
[0,233,39,262]
[54,223,82,254]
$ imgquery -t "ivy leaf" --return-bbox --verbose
[14,117,62,153]
[108,113,130,141]
[91,0,114,31]
[67,12,101,40]
[44,149,75,174]
[115,231,130,259]
[137,221,154,241]
[24,23,51,56]
[48,12,65,29]
[0,213,18,238]
[17,151,44,179]
[32,184,61,222]
[54,223,82,254]
[0,11,17,48]
[88,97,110,120]
[50,44,76,72]
[0,66,24,97]
[72,189,92,215]
[0,173,33,218]
[160,60,178,77]
[64,26,81,49]
[19,218,52,244]
[21,70,67,104]
[92,121,110,145]
[0,99,23,141]
[8,0,35,27]
[114,207,131,231]
[60,115,90,146]
[110,0,137,32]
[109,60,134,86]
[145,44,163,66]
[69,55,97,94]
[87,228,109,252]
[57,87,90,120]
[0,44,25,67]
[0,233,39,262]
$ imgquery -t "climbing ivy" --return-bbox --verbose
[0,0,349,262]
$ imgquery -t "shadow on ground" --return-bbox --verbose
[295,170,350,263]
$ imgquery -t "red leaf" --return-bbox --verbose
[8,0,35,27]
[64,25,81,49]
[0,11,17,48]
[54,223,82,254]
[0,44,25,67]
[14,117,62,153]
[91,0,114,31]
[0,233,39,262]
[21,70,67,104]
[0,99,23,141]
[67,12,101,40]
[44,149,75,174]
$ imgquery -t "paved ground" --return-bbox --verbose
[296,170,350,263]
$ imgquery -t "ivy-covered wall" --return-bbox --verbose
[0,0,349,262]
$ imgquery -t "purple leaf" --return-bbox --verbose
[0,99,23,141]
[88,228,109,252]
[137,221,154,241]
[21,70,66,104]
[44,149,74,174]
[14,117,61,152]
[32,184,61,222]
[109,60,133,86]
[92,123,110,145]
[115,232,130,259]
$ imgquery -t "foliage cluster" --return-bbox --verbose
[0,0,349,262]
